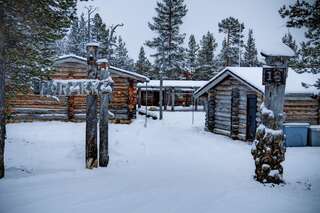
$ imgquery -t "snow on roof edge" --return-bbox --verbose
[109,66,150,82]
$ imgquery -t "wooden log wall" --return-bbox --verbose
[205,89,215,132]
[231,87,240,139]
[284,95,320,125]
[212,76,232,136]
[8,62,138,124]
[8,95,68,122]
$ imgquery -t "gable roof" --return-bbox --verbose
[53,54,149,82]
[194,67,320,99]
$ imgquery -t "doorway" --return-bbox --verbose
[246,94,257,141]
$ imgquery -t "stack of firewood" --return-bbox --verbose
[251,105,286,184]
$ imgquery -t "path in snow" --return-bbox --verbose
[0,112,319,213]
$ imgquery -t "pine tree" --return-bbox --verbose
[78,13,89,57]
[244,29,259,67]
[279,0,320,88]
[66,17,81,55]
[282,32,299,67]
[195,32,218,80]
[186,35,199,77]
[0,0,78,179]
[282,32,298,54]
[91,13,109,58]
[145,0,188,79]
[113,36,134,70]
[135,47,152,77]
[218,17,245,67]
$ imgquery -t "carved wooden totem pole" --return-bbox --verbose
[252,48,294,184]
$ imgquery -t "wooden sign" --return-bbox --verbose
[262,68,286,85]
[33,79,113,96]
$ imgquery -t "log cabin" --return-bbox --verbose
[9,55,149,124]
[137,80,207,111]
[194,67,320,141]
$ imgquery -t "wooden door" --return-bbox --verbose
[246,94,257,141]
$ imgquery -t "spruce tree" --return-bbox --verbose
[218,17,245,67]
[91,13,109,58]
[146,0,188,79]
[0,0,78,179]
[282,32,299,67]
[186,35,199,77]
[78,13,89,57]
[279,0,320,88]
[195,32,218,80]
[66,17,81,55]
[135,47,152,77]
[113,36,134,70]
[244,29,259,67]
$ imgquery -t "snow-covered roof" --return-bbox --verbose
[54,54,149,82]
[54,54,87,65]
[194,67,320,99]
[109,66,150,82]
[137,80,207,89]
[260,42,295,57]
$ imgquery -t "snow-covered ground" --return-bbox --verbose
[1,112,319,213]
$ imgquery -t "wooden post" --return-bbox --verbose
[252,48,294,184]
[159,76,163,120]
[171,88,175,111]
[86,43,99,169]
[164,88,167,111]
[0,57,5,178]
[138,88,141,109]
[195,98,198,111]
[97,59,110,167]
[67,96,75,121]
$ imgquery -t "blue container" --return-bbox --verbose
[309,125,320,147]
[283,123,310,147]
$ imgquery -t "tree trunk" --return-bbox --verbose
[252,60,288,184]
[86,46,98,169]
[159,75,163,120]
[0,23,5,178]
[99,68,109,167]
[0,55,5,179]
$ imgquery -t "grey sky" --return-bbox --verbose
[78,0,305,61]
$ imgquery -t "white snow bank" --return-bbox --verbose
[1,112,320,213]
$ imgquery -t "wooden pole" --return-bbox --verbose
[138,88,141,109]
[98,60,110,167]
[171,88,175,111]
[159,76,163,120]
[85,43,99,169]
[252,51,292,184]
[0,56,5,178]
[144,82,148,128]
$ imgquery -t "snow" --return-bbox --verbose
[194,67,320,98]
[56,54,86,62]
[138,80,207,89]
[1,112,320,213]
[110,66,150,82]
[86,42,100,48]
[260,103,274,119]
[261,42,296,57]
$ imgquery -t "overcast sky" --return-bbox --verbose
[78,0,305,61]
